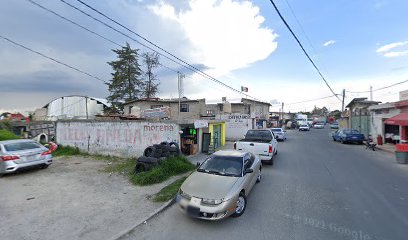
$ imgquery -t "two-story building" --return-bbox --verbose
[124,97,225,155]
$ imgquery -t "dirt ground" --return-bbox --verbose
[0,156,173,240]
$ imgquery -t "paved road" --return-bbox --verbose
[121,127,408,240]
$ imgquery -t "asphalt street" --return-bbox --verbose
[121,126,408,240]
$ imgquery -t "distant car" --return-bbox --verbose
[270,128,286,141]
[338,129,365,144]
[330,122,339,129]
[332,130,341,141]
[0,139,53,176]
[314,123,325,129]
[176,150,262,220]
[299,124,310,131]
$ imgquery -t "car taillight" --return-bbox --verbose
[269,145,273,153]
[1,155,20,161]
[41,150,52,156]
[234,143,236,149]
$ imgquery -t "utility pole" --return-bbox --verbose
[177,72,185,122]
[281,102,284,126]
[341,89,345,112]
[370,86,373,101]
[85,97,88,119]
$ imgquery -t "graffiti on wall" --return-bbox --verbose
[57,121,179,157]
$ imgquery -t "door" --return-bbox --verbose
[202,133,211,153]
[213,125,221,149]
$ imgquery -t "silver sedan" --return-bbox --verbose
[0,139,53,176]
[176,150,262,220]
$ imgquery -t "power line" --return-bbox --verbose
[0,34,106,83]
[268,0,341,101]
[26,0,180,76]
[59,0,261,101]
[346,79,408,94]
[285,94,338,105]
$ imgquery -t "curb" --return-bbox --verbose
[376,146,395,154]
[110,197,176,240]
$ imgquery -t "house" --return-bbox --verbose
[124,97,225,154]
[345,98,380,137]
[205,98,271,140]
[33,95,109,121]
[368,102,400,144]
[124,97,206,120]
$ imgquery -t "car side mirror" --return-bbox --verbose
[244,168,253,174]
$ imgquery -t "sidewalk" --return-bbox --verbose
[376,143,396,154]
[187,141,235,165]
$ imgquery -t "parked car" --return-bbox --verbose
[299,124,310,131]
[331,130,341,141]
[176,150,261,220]
[314,123,325,129]
[234,129,278,165]
[270,128,286,141]
[338,129,365,144]
[330,122,339,129]
[0,139,53,176]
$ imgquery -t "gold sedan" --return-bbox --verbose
[176,150,262,220]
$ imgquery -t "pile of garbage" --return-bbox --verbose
[134,141,180,174]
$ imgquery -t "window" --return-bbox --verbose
[207,110,214,115]
[128,106,133,114]
[180,103,189,112]
[151,105,163,109]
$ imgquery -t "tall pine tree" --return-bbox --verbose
[106,43,143,113]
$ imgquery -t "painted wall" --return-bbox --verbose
[217,114,252,141]
[370,108,400,143]
[56,121,180,157]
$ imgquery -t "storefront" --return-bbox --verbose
[179,125,199,155]
[384,100,408,144]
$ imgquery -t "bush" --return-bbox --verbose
[52,145,81,156]
[131,156,195,186]
[153,176,187,202]
[0,129,19,141]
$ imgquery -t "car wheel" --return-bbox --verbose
[256,168,262,183]
[341,139,346,144]
[40,164,49,169]
[333,137,336,141]
[269,155,274,165]
[231,193,247,217]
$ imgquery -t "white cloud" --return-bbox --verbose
[376,41,408,58]
[149,0,278,77]
[323,40,336,47]
[384,51,408,58]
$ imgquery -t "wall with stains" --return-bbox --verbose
[56,120,180,157]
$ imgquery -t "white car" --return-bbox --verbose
[314,123,324,129]
[299,124,310,131]
[270,128,286,141]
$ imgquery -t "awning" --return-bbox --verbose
[384,113,408,126]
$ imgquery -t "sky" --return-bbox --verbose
[1,0,408,114]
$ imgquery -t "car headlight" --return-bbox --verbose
[202,198,223,205]
[178,189,191,200]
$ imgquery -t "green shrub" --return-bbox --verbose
[153,176,187,202]
[0,129,19,141]
[131,156,195,186]
[52,145,81,156]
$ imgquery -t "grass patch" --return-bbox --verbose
[130,156,195,186]
[152,176,187,202]
[0,129,19,141]
[52,145,81,157]
[104,158,135,174]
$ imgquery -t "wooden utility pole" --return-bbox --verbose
[341,89,345,112]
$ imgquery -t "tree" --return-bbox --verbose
[106,43,143,112]
[142,52,160,98]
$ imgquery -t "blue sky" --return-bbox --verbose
[0,0,407,114]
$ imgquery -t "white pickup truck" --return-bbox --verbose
[234,129,278,165]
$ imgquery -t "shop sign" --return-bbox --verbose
[194,120,208,128]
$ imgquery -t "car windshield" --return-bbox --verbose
[198,155,243,177]
[245,130,272,141]
[4,141,42,152]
